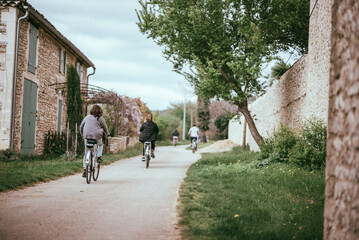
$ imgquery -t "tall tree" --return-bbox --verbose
[197,97,210,141]
[137,0,309,147]
[66,65,83,134]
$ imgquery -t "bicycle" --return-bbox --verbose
[191,138,197,153]
[84,139,100,184]
[143,141,151,168]
[173,136,178,146]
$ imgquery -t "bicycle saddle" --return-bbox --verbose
[86,139,97,148]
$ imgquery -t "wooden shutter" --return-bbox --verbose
[59,48,63,73]
[57,99,62,132]
[64,51,67,74]
[80,65,83,82]
[28,24,38,74]
[21,79,38,154]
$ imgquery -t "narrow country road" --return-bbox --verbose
[0,145,200,240]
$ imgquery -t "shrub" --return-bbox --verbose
[214,114,233,140]
[259,135,275,160]
[44,130,67,155]
[0,149,20,161]
[260,123,297,163]
[289,118,327,169]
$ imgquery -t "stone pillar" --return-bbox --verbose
[324,1,359,239]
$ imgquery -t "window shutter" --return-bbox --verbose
[76,62,80,75]
[80,65,83,82]
[28,24,38,74]
[59,48,63,73]
[63,51,67,74]
[57,99,62,132]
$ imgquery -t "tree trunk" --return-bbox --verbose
[242,119,247,150]
[237,99,263,148]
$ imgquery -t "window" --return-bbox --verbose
[64,51,67,74]
[76,61,83,82]
[28,23,38,74]
[59,48,67,74]
[59,48,63,73]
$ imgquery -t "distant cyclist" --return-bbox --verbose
[172,129,179,146]
[188,124,200,146]
[80,105,109,177]
[139,113,159,160]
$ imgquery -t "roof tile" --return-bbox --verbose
[0,0,27,8]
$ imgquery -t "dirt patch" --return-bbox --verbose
[199,139,239,153]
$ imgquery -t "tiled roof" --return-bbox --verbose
[0,0,95,68]
[0,0,26,8]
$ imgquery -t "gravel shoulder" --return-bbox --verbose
[198,139,239,153]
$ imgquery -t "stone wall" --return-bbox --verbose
[304,0,332,123]
[0,7,17,150]
[229,56,308,151]
[324,0,359,239]
[127,136,138,148]
[108,136,128,153]
[1,7,89,154]
[228,0,332,151]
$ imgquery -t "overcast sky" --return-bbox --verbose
[28,0,195,110]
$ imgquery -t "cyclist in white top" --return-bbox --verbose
[188,124,200,145]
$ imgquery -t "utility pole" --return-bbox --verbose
[190,110,193,127]
[182,100,186,141]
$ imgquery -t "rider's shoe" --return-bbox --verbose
[97,157,103,163]
[142,156,145,161]
[82,169,86,178]
[151,150,155,159]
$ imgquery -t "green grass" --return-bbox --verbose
[178,147,325,240]
[0,144,143,192]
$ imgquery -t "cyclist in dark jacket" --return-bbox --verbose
[139,113,159,160]
[172,129,179,146]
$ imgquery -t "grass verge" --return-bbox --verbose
[0,144,142,192]
[178,147,324,240]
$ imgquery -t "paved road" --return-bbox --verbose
[0,145,200,240]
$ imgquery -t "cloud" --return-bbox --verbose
[93,80,189,110]
[28,0,193,110]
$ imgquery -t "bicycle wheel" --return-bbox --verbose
[146,154,150,168]
[93,159,100,181]
[86,151,92,184]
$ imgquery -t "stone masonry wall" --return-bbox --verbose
[0,7,17,150]
[304,0,332,123]
[12,9,88,155]
[127,136,138,148]
[229,56,308,151]
[108,136,127,153]
[228,0,332,151]
[324,1,359,239]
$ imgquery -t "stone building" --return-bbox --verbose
[0,0,95,155]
